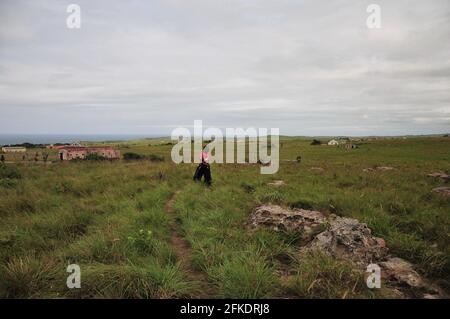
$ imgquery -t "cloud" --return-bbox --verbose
[0,0,449,135]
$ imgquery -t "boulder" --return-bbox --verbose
[302,215,388,266]
[248,205,327,241]
[268,180,286,187]
[379,257,423,288]
[427,172,450,182]
[248,205,442,297]
[377,166,395,171]
[432,186,450,197]
[249,206,388,265]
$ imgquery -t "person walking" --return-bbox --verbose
[193,147,212,186]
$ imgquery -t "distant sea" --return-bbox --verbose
[0,134,164,145]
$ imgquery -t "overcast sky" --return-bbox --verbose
[0,0,449,136]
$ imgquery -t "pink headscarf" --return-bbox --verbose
[200,151,209,163]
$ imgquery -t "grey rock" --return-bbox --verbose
[379,257,424,288]
[303,215,388,266]
[249,205,442,297]
[432,186,450,197]
[427,172,450,182]
[248,205,327,241]
[268,180,286,187]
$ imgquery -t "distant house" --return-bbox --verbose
[59,146,120,160]
[327,139,339,146]
[2,146,26,153]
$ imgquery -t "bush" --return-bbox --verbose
[0,164,22,179]
[241,182,256,193]
[0,255,61,298]
[85,153,107,161]
[0,179,18,188]
[123,152,144,160]
[123,152,164,162]
[310,139,322,145]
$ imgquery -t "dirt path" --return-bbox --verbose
[164,191,215,298]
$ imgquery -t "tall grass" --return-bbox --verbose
[0,137,448,297]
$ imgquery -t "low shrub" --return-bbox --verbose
[123,152,164,162]
[0,164,22,179]
[85,153,107,161]
[123,152,144,160]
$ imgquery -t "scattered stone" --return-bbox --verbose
[377,166,395,171]
[432,186,450,197]
[427,172,450,182]
[379,257,442,298]
[379,257,423,288]
[268,180,286,187]
[248,205,327,241]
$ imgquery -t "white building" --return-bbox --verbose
[327,139,339,146]
[2,147,27,153]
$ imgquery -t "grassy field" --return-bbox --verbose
[0,136,449,298]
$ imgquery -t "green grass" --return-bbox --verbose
[283,252,394,299]
[0,136,449,298]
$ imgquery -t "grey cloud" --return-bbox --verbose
[0,0,449,135]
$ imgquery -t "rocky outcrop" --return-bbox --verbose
[427,172,450,182]
[432,186,450,197]
[379,257,423,288]
[303,215,388,266]
[249,205,442,298]
[248,205,327,241]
